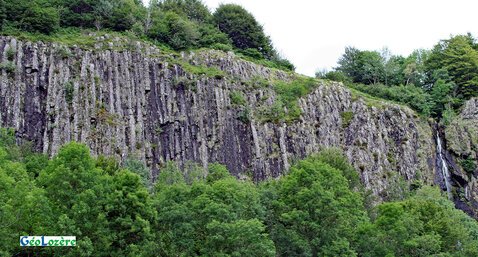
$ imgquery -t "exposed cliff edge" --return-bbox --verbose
[0,35,443,200]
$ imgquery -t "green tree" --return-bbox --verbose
[426,34,478,99]
[37,143,112,256]
[316,70,351,83]
[21,5,60,34]
[4,0,59,34]
[383,54,406,86]
[148,10,200,49]
[59,0,96,28]
[403,49,429,87]
[104,170,156,256]
[124,158,151,188]
[149,0,231,49]
[60,0,142,31]
[429,78,455,117]
[153,0,212,23]
[204,219,276,257]
[213,4,274,58]
[357,186,478,256]
[358,50,385,84]
[264,154,368,256]
[107,0,142,31]
[153,162,275,256]
[336,47,363,83]
[0,147,54,256]
[156,161,185,186]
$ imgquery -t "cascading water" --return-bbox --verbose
[436,132,453,200]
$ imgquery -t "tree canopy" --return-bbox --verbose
[2,130,477,256]
[213,4,273,59]
[321,33,478,119]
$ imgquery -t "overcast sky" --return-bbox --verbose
[143,0,478,76]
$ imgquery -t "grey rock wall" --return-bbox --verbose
[445,98,478,218]
[0,35,437,198]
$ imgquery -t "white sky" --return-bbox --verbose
[143,0,478,76]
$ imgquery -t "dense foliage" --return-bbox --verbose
[1,129,477,256]
[319,34,478,118]
[213,4,273,58]
[0,0,294,71]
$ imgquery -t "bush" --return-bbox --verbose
[59,0,144,31]
[197,24,232,47]
[211,43,233,52]
[460,157,476,175]
[149,11,200,50]
[259,77,317,123]
[340,111,354,128]
[230,90,247,106]
[0,61,16,73]
[316,70,351,83]
[270,55,295,71]
[240,48,263,59]
[155,0,212,23]
[349,83,432,116]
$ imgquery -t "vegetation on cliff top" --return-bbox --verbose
[318,34,478,120]
[1,129,477,256]
[0,0,294,71]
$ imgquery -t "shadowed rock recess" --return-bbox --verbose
[1,35,474,205]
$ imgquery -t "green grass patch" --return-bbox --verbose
[174,60,225,79]
[259,76,319,123]
[64,81,74,104]
[0,61,16,73]
[341,111,354,128]
[230,90,247,106]
[1,27,99,48]
[6,47,15,61]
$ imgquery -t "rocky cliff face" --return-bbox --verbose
[0,35,438,199]
[445,98,478,218]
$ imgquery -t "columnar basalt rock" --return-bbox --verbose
[0,35,436,199]
[445,98,478,218]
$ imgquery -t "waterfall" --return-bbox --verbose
[436,132,453,200]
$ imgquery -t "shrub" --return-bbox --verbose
[230,90,247,106]
[27,6,60,34]
[238,107,251,123]
[340,111,354,128]
[460,157,476,175]
[349,83,431,116]
[211,43,233,52]
[64,81,74,103]
[197,24,232,48]
[6,47,15,61]
[259,77,318,123]
[155,0,212,23]
[0,61,16,73]
[240,48,263,59]
[149,11,200,50]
